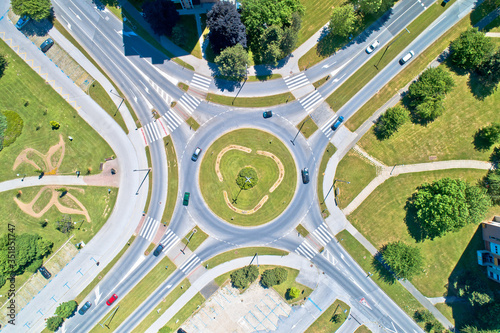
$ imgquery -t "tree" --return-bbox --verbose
[479,302,500,330]
[260,25,284,66]
[329,4,358,38]
[374,106,410,140]
[46,316,63,332]
[468,290,492,307]
[483,169,500,204]
[55,300,78,318]
[280,12,301,55]
[489,146,500,167]
[0,54,7,79]
[207,1,246,54]
[142,0,179,36]
[407,67,455,122]
[473,123,500,151]
[215,44,249,81]
[260,267,288,287]
[478,49,500,89]
[358,0,383,14]
[286,287,301,299]
[331,312,346,323]
[230,265,258,289]
[171,25,186,47]
[382,241,423,280]
[11,0,52,21]
[414,309,434,323]
[450,27,494,70]
[407,178,491,240]
[55,215,74,234]
[461,326,497,333]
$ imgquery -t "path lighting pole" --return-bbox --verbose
[133,169,151,195]
[109,89,125,117]
[249,252,259,267]
[324,179,350,203]
[181,229,197,254]
[375,28,410,70]
[291,116,311,146]
[232,64,249,105]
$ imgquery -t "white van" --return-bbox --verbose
[400,51,415,65]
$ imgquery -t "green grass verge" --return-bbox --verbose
[177,15,202,59]
[206,92,295,107]
[53,19,138,131]
[354,325,372,333]
[89,256,176,332]
[178,82,189,91]
[145,242,155,255]
[131,278,191,333]
[1,110,22,148]
[297,115,319,139]
[296,224,310,237]
[75,235,136,304]
[143,146,153,214]
[181,227,209,252]
[317,143,336,218]
[161,136,178,225]
[199,129,297,226]
[0,186,118,298]
[326,1,455,113]
[0,39,115,182]
[204,247,289,269]
[335,149,378,210]
[348,169,493,297]
[313,76,329,89]
[88,81,128,133]
[357,63,500,165]
[336,230,427,323]
[186,117,200,130]
[247,74,283,82]
[297,0,342,46]
[161,292,206,332]
[305,299,350,333]
[262,265,313,304]
[470,0,500,25]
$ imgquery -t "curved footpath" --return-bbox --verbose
[0,5,148,331]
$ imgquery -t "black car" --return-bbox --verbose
[153,244,164,256]
[301,168,310,184]
[39,266,51,279]
[78,301,92,315]
[40,38,54,53]
[178,328,187,333]
[263,110,273,118]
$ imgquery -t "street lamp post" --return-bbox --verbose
[109,89,125,117]
[375,28,410,70]
[291,116,311,146]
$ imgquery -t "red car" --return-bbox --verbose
[106,294,118,306]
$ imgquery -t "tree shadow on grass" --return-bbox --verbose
[472,127,496,152]
[404,196,427,242]
[467,71,498,101]
[372,251,397,284]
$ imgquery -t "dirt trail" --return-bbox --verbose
[13,134,65,174]
[215,145,252,181]
[223,191,268,215]
[256,150,284,192]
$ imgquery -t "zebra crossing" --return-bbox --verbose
[284,73,310,90]
[320,116,339,138]
[159,229,180,254]
[179,254,201,275]
[149,79,172,105]
[163,110,184,132]
[139,216,160,241]
[299,90,323,114]
[178,93,200,114]
[190,73,211,92]
[141,120,168,145]
[322,249,338,266]
[312,223,334,246]
[295,240,319,260]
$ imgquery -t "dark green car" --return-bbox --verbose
[183,192,190,206]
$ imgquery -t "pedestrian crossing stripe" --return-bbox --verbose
[179,254,201,274]
[312,223,334,246]
[163,110,183,132]
[178,93,200,114]
[299,90,323,114]
[191,73,211,92]
[160,229,180,254]
[295,240,318,260]
[284,73,310,90]
[139,216,160,241]
[320,116,338,138]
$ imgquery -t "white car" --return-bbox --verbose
[366,40,380,54]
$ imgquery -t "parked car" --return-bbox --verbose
[263,110,273,118]
[15,16,30,29]
[177,329,187,333]
[331,116,344,131]
[39,266,51,279]
[301,168,310,184]
[78,301,92,315]
[106,294,118,306]
[191,147,202,161]
[40,38,54,53]
[183,192,190,206]
[366,40,380,54]
[399,51,415,65]
[153,244,164,257]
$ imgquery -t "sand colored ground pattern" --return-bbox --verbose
[256,150,284,193]
[14,186,91,221]
[223,191,269,215]
[216,145,252,181]
[13,134,65,174]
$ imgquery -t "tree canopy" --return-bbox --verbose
[483,168,500,204]
[207,1,246,54]
[358,0,383,14]
[329,4,358,38]
[478,49,500,89]
[46,316,63,332]
[382,241,423,280]
[473,123,500,151]
[215,44,249,81]
[260,267,287,287]
[374,105,410,140]
[12,0,52,21]
[286,287,301,299]
[407,178,491,240]
[142,0,179,36]
[450,28,494,70]
[230,265,258,289]
[0,54,7,79]
[55,300,78,318]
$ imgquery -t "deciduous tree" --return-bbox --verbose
[478,49,500,89]
[286,287,301,299]
[0,54,7,79]
[230,265,258,289]
[260,267,287,287]
[483,169,500,204]
[215,44,249,81]
[46,316,63,332]
[55,300,78,318]
[11,0,52,21]
[450,27,494,70]
[142,0,179,36]
[382,241,423,280]
[473,123,500,151]
[329,4,358,38]
[207,1,246,54]
[358,0,383,14]
[374,106,410,140]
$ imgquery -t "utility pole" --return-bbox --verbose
[109,90,125,117]
[375,28,410,70]
[291,116,311,146]
[133,169,151,195]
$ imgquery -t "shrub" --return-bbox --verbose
[50,121,60,130]
[55,300,78,318]
[46,316,63,332]
[286,287,301,299]
[26,258,43,273]
[414,309,434,323]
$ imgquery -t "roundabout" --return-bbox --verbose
[199,128,297,226]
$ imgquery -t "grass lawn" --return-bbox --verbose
[88,81,128,133]
[199,129,297,226]
[247,74,283,82]
[335,149,378,210]
[305,299,350,333]
[89,256,176,332]
[0,40,114,182]
[131,278,191,333]
[161,292,206,332]
[206,92,295,107]
[143,146,153,214]
[176,15,202,59]
[186,117,200,130]
[348,169,495,297]
[204,247,289,269]
[326,1,456,114]
[178,82,189,91]
[0,186,118,297]
[297,0,340,46]
[357,64,500,165]
[296,224,310,237]
[161,136,178,225]
[313,76,329,89]
[317,143,336,218]
[181,226,209,252]
[75,236,136,304]
[297,115,319,139]
[261,265,313,305]
[354,325,372,333]
[336,230,428,324]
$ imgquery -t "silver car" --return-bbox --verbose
[366,40,380,54]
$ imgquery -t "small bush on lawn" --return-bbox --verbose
[286,287,301,299]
